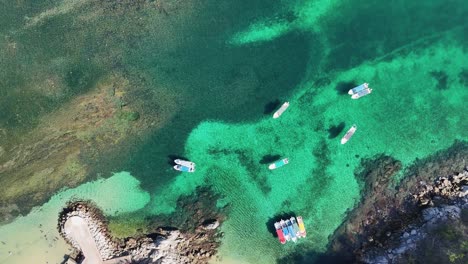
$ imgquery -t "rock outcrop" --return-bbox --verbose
[58,200,223,264]
[413,171,468,206]
[325,141,467,263]
[363,170,467,264]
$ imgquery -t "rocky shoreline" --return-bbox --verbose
[363,170,467,264]
[58,187,225,264]
[323,141,468,264]
[58,201,222,264]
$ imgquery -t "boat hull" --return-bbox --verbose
[268,158,289,170]
[348,83,368,95]
[341,125,357,144]
[351,88,372,99]
[174,159,195,168]
[273,102,290,119]
[276,217,306,244]
[290,217,300,237]
[274,222,286,244]
[173,165,195,172]
[280,220,291,241]
[286,220,297,242]
[296,216,307,238]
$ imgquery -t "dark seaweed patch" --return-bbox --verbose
[313,77,331,87]
[208,147,271,194]
[301,138,333,212]
[64,61,103,96]
[429,70,449,90]
[459,68,468,87]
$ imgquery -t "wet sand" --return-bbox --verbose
[0,226,71,264]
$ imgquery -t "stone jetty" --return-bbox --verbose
[58,201,222,264]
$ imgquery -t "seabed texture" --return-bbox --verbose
[0,0,467,263]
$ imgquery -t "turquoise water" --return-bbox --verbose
[0,172,149,263]
[0,0,467,263]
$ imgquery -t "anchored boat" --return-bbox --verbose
[341,125,357,144]
[274,222,286,244]
[173,164,195,173]
[273,102,290,119]
[286,219,297,242]
[351,87,372,99]
[280,219,291,241]
[290,217,300,238]
[274,216,306,244]
[348,83,368,95]
[174,159,195,168]
[268,158,289,170]
[296,216,307,238]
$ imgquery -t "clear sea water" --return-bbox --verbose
[0,0,467,263]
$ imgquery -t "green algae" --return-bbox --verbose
[108,213,150,239]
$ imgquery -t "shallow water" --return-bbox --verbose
[0,172,149,263]
[0,0,467,263]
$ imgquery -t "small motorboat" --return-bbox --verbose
[290,217,300,238]
[280,219,291,241]
[348,83,368,95]
[341,125,357,144]
[351,88,372,99]
[174,159,195,168]
[274,222,286,244]
[173,164,195,172]
[268,158,289,170]
[286,219,297,242]
[273,102,290,119]
[296,216,307,237]
[276,216,305,244]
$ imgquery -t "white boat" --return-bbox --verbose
[174,159,195,168]
[173,165,195,173]
[273,102,290,119]
[351,88,372,99]
[341,125,357,144]
[268,158,289,170]
[348,83,368,95]
[296,216,307,238]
